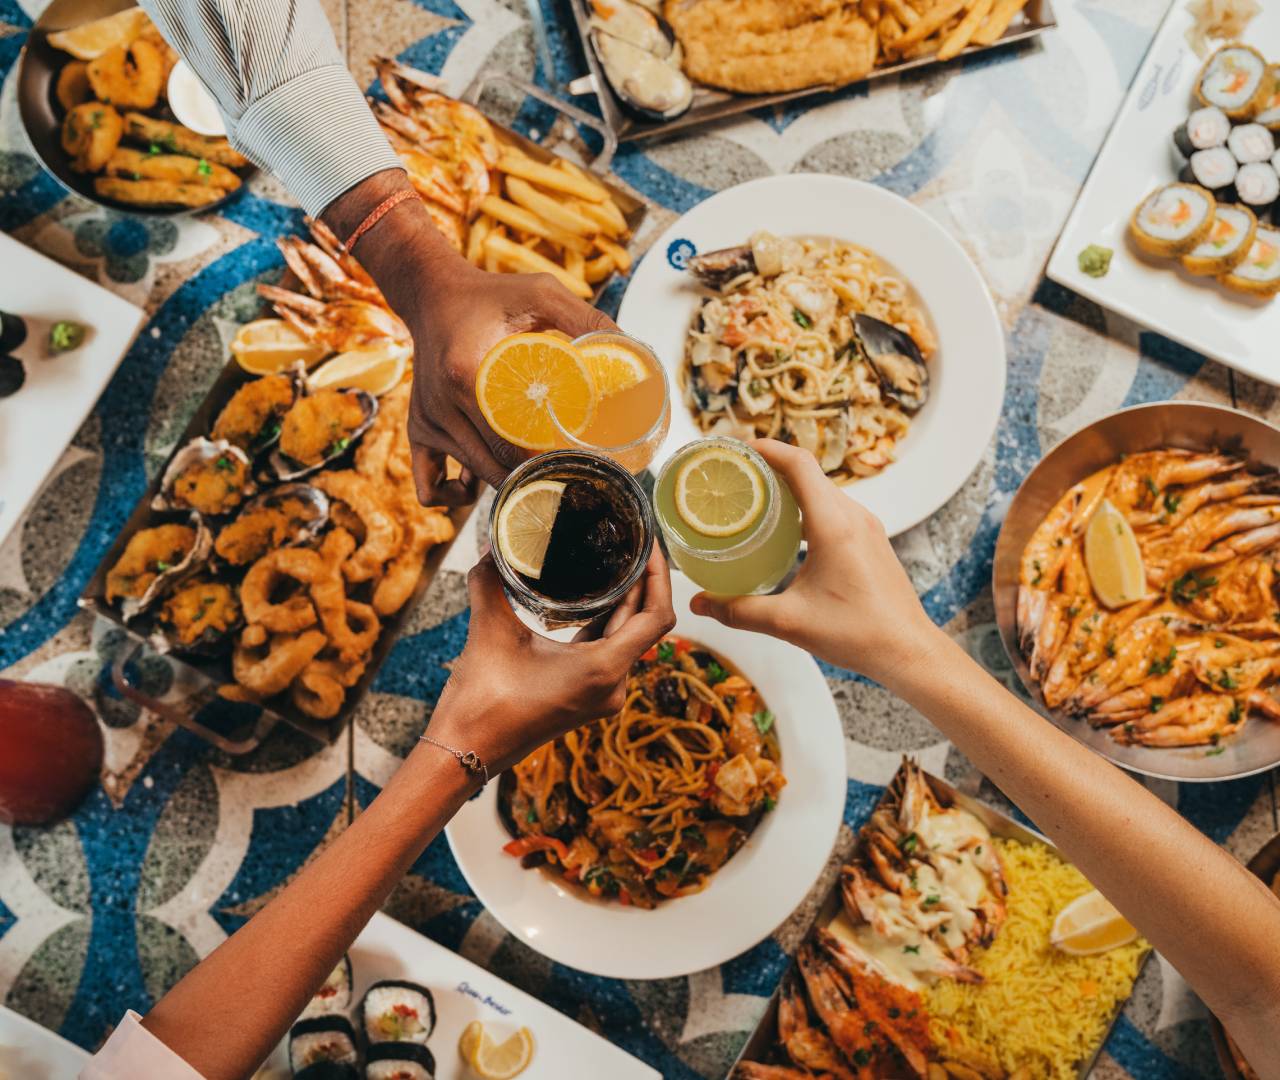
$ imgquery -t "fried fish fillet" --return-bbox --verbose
[122,112,250,168]
[105,146,241,189]
[664,0,876,93]
[95,175,228,207]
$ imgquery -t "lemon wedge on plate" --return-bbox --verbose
[1051,888,1138,955]
[496,479,565,579]
[458,1022,535,1079]
[310,344,410,396]
[675,447,766,538]
[48,8,151,59]
[1085,499,1147,608]
[475,332,594,450]
[230,318,327,374]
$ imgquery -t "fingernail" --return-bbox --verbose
[690,596,707,615]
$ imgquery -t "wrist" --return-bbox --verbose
[865,615,952,694]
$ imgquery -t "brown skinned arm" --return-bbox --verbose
[886,628,1280,1080]
[140,725,478,1080]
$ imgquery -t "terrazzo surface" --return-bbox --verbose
[1,0,1277,1076]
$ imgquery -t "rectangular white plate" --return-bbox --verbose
[0,232,146,548]
[0,1003,90,1078]
[1047,2,1279,384]
[259,911,660,1079]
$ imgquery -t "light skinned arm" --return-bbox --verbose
[135,550,674,1080]
[691,439,1280,1080]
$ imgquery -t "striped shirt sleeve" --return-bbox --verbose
[137,0,402,217]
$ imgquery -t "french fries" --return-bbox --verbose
[484,233,594,299]
[876,0,1029,63]
[971,0,1031,46]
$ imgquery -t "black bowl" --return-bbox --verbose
[17,0,252,217]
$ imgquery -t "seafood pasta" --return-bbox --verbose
[683,231,936,482]
[500,637,785,908]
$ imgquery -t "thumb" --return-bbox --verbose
[466,553,517,624]
[689,590,786,636]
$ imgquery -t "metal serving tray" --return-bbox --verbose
[731,762,1150,1079]
[565,0,1056,144]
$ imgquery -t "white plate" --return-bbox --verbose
[1048,4,1279,383]
[616,174,1006,538]
[446,574,847,981]
[262,911,659,1079]
[0,232,146,548]
[0,1004,89,1079]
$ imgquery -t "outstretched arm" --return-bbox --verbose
[82,551,673,1080]
[692,440,1280,1080]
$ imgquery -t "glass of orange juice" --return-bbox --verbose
[549,332,670,473]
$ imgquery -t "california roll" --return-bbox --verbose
[289,1016,359,1074]
[1236,162,1279,214]
[1129,183,1216,256]
[365,1042,437,1080]
[1221,224,1280,296]
[1228,122,1275,164]
[1196,43,1270,119]
[360,979,436,1045]
[300,955,353,1019]
[1257,64,1280,131]
[1181,204,1257,275]
[1180,146,1238,196]
[1174,105,1231,155]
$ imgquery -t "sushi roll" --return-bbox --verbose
[296,1065,360,1080]
[1181,204,1257,275]
[1179,146,1237,195]
[289,1016,359,1074]
[1129,183,1216,257]
[1174,105,1232,156]
[1195,44,1270,119]
[361,979,436,1045]
[365,1042,437,1080]
[1228,123,1275,165]
[1236,162,1279,214]
[1256,65,1280,131]
[300,955,353,1019]
[1221,225,1280,297]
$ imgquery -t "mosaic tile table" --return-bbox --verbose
[1,0,1277,1076]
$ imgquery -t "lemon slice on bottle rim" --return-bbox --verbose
[475,332,595,450]
[674,446,766,538]
[495,479,566,579]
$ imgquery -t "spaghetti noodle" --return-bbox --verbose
[501,637,785,908]
[683,231,936,482]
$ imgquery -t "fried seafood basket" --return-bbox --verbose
[730,763,1150,1080]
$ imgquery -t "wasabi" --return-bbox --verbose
[1078,244,1114,278]
[49,320,86,352]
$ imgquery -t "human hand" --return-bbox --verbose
[688,439,943,688]
[431,547,675,773]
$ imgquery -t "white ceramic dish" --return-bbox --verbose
[1047,3,1280,384]
[261,911,659,1078]
[616,174,1006,538]
[0,1004,89,1078]
[0,232,146,549]
[446,574,847,981]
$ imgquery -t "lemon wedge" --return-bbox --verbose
[458,1019,483,1065]
[1084,499,1147,608]
[1051,888,1138,955]
[230,318,328,374]
[577,338,650,399]
[469,1024,536,1080]
[475,332,594,450]
[309,344,410,397]
[49,8,152,59]
[675,447,766,538]
[496,479,565,579]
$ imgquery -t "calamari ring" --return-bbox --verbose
[232,628,327,697]
[290,654,368,719]
[312,470,402,582]
[240,548,322,633]
[374,505,454,616]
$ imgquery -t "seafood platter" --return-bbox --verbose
[565,0,1056,142]
[994,401,1280,781]
[19,0,255,214]
[730,760,1149,1080]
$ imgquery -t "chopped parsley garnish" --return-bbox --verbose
[902,944,920,955]
[923,894,940,907]
[526,806,537,823]
[1148,645,1177,676]
[215,455,234,471]
[1067,605,1080,618]
[1171,571,1217,605]
[196,158,212,177]
[752,709,774,735]
[1105,638,1117,658]
[656,640,675,663]
[1229,700,1242,724]
[852,1050,872,1067]
[763,795,776,812]
[1149,696,1164,713]
[327,436,351,456]
[1031,559,1043,586]
[1217,669,1238,690]
[148,142,163,156]
[705,659,727,684]
[899,832,919,854]
[1205,746,1226,757]
[154,560,171,572]
[1163,491,1181,515]
[791,308,812,330]
[1144,476,1159,498]
[1215,638,1226,648]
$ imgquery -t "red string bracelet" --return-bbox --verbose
[341,188,419,253]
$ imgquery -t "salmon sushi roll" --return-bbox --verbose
[1221,225,1280,296]
[1195,44,1270,119]
[1181,204,1257,275]
[1256,65,1280,131]
[1129,184,1216,257]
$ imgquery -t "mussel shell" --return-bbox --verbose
[120,512,214,622]
[854,313,930,412]
[589,3,693,123]
[687,244,757,290]
[268,389,378,482]
[211,482,331,568]
[152,437,257,516]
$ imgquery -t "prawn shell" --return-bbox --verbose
[210,482,331,571]
[120,511,214,622]
[268,390,379,482]
[152,437,257,516]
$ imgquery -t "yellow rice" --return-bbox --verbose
[925,838,1147,1080]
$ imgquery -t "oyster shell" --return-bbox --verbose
[105,512,213,621]
[213,483,331,567]
[210,365,305,455]
[269,388,378,482]
[854,313,929,412]
[153,437,257,517]
[150,575,243,657]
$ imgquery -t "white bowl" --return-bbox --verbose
[617,174,1007,537]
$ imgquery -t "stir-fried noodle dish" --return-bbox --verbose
[501,637,785,908]
[683,231,937,482]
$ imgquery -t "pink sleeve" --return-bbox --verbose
[79,1011,206,1080]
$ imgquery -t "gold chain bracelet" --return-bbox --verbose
[419,734,490,786]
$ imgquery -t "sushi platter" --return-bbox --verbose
[1048,1,1280,386]
[259,911,661,1079]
